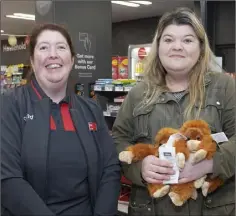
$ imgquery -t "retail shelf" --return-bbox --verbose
[118,201,128,215]
[103,111,117,117]
[114,98,125,103]
[94,85,133,92]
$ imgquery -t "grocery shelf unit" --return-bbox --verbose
[94,86,132,216]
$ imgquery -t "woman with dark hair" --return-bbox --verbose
[1,23,121,216]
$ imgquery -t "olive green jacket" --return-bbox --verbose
[112,72,235,215]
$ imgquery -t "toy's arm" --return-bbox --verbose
[190,136,217,164]
[119,144,157,164]
[174,139,190,169]
[200,136,217,159]
[175,139,190,159]
[127,143,157,160]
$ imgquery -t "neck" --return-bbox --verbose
[165,74,188,92]
[41,82,67,103]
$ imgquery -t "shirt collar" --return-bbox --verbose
[30,76,70,104]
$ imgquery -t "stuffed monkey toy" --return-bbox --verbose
[119,127,190,199]
[179,119,224,197]
[119,120,224,206]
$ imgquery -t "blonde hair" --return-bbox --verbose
[142,7,217,120]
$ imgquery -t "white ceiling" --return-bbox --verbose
[1,0,195,38]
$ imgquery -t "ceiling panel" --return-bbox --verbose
[1,0,194,38]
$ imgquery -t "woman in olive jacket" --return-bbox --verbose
[113,7,235,216]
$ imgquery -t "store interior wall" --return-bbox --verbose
[112,1,235,72]
[1,37,30,65]
[35,1,112,96]
[112,16,160,56]
[1,1,235,72]
[214,1,235,72]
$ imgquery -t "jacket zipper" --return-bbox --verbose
[43,105,51,203]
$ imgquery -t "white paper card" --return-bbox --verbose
[159,146,179,184]
[166,133,187,147]
[211,132,228,143]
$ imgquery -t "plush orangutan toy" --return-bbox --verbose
[167,120,224,205]
[119,127,191,200]
[179,120,224,197]
[119,119,224,206]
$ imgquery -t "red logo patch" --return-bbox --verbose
[88,122,97,131]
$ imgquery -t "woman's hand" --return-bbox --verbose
[178,158,213,183]
[141,155,175,184]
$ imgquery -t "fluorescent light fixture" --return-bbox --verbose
[129,1,152,5]
[6,13,35,20]
[14,13,35,18]
[1,30,4,33]
[1,33,28,37]
[111,1,140,7]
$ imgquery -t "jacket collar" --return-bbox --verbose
[30,76,70,104]
[204,72,212,86]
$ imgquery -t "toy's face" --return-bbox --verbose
[155,129,178,147]
[182,128,204,152]
[158,134,172,146]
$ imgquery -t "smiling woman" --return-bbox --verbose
[113,7,235,216]
[1,23,121,216]
[29,24,75,103]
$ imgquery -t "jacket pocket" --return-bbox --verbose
[202,181,235,216]
[132,114,150,143]
[128,186,155,216]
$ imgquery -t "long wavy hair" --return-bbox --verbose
[142,7,219,120]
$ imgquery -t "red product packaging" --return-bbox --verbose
[112,56,118,79]
[118,56,128,79]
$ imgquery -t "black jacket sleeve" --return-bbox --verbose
[1,93,55,215]
[93,106,121,216]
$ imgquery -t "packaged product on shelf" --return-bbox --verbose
[135,59,144,75]
[118,56,128,79]
[75,83,84,96]
[112,56,119,79]
[104,102,121,117]
[114,95,126,103]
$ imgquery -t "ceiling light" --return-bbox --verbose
[6,13,35,20]
[111,1,140,7]
[1,30,4,33]
[14,13,35,18]
[129,1,152,5]
[1,33,28,37]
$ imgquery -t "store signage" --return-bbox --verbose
[74,32,96,78]
[2,42,26,52]
[138,47,147,60]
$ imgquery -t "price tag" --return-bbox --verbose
[105,85,113,91]
[159,146,179,184]
[211,132,228,143]
[103,111,111,116]
[124,86,132,92]
[94,85,102,91]
[115,86,123,92]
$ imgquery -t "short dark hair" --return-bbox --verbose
[29,23,75,58]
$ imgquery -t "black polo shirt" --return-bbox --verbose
[31,78,92,216]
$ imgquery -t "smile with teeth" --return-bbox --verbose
[46,64,62,69]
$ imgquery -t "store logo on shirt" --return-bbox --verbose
[23,114,34,121]
[88,122,97,131]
